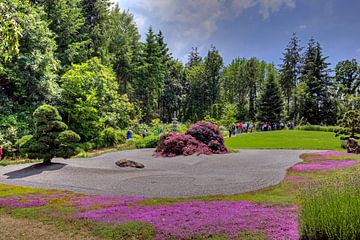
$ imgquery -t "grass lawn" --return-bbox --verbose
[225,130,342,150]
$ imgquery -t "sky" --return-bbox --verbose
[116,0,360,67]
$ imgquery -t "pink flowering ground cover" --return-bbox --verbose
[289,151,357,171]
[71,200,299,240]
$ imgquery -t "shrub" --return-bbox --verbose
[186,121,227,154]
[299,175,360,240]
[98,127,126,147]
[25,105,80,163]
[15,134,33,156]
[135,135,160,149]
[295,125,342,132]
[155,133,212,157]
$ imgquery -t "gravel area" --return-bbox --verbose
[0,149,318,198]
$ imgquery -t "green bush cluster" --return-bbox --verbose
[16,105,80,163]
[135,136,161,149]
[299,175,360,240]
[295,125,342,133]
[97,127,126,148]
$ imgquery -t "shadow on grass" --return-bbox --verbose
[4,163,66,179]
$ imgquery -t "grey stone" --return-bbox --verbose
[116,159,144,168]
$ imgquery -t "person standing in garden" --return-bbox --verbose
[126,129,133,139]
[0,146,3,160]
[142,128,147,138]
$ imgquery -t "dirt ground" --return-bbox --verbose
[0,215,100,240]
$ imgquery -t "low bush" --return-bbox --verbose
[155,122,227,157]
[299,175,360,240]
[295,125,342,133]
[186,121,227,154]
[98,127,126,147]
[135,136,160,149]
[155,133,212,157]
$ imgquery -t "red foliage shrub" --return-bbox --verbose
[154,133,212,157]
[155,122,227,157]
[186,121,227,154]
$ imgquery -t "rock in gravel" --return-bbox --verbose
[115,159,144,168]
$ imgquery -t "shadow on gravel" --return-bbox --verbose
[4,163,66,179]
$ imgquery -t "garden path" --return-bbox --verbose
[0,149,318,198]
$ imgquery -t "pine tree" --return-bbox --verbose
[108,4,141,97]
[135,27,165,122]
[204,45,223,114]
[81,0,112,62]
[245,58,260,120]
[257,64,283,123]
[186,47,202,68]
[300,38,337,124]
[279,33,302,118]
[36,0,89,68]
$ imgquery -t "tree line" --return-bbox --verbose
[1,0,359,147]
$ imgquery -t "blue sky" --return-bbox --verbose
[116,0,360,67]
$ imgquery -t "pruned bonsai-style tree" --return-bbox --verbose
[17,104,80,163]
[336,110,360,153]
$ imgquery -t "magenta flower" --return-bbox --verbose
[72,200,299,239]
[291,160,357,171]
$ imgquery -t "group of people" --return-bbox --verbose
[229,122,256,137]
[229,121,297,137]
[126,126,163,140]
[126,128,147,139]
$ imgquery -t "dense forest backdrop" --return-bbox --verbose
[1,0,359,145]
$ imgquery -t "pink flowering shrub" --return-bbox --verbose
[155,122,227,157]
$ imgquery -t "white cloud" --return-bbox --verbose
[298,24,307,30]
[357,48,360,53]
[118,0,296,60]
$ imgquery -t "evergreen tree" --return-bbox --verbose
[258,64,283,123]
[135,27,165,122]
[159,60,185,122]
[204,45,223,115]
[18,104,80,164]
[108,4,141,97]
[245,58,260,120]
[279,33,302,117]
[186,47,202,68]
[300,38,337,124]
[36,0,89,69]
[81,0,112,62]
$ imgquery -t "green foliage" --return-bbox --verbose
[0,0,22,62]
[299,175,360,240]
[15,134,33,155]
[295,125,341,133]
[279,33,302,117]
[257,64,283,123]
[94,221,156,240]
[336,110,360,138]
[26,105,80,163]
[36,0,89,68]
[0,0,59,111]
[0,125,18,157]
[299,38,337,125]
[135,135,160,149]
[60,57,135,141]
[98,127,126,147]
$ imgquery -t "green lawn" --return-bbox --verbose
[225,130,342,150]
